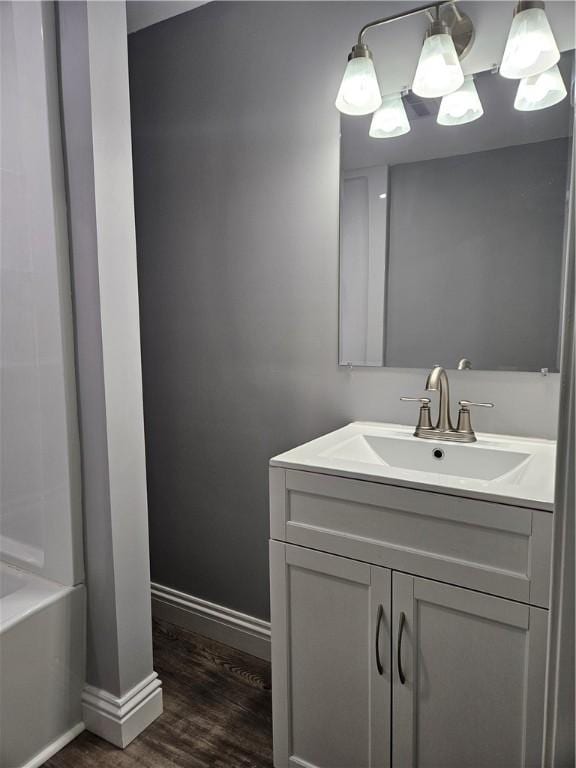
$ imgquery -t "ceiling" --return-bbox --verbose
[126,1,210,33]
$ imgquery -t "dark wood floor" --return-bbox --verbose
[45,620,273,767]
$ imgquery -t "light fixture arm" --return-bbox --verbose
[336,0,474,116]
[357,1,451,45]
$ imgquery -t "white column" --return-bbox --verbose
[57,0,162,748]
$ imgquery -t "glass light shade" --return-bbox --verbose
[514,64,567,110]
[500,7,560,79]
[412,33,464,98]
[369,94,410,138]
[437,77,484,125]
[335,56,382,115]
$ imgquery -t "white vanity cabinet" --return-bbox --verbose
[392,573,548,768]
[270,543,391,768]
[269,466,552,768]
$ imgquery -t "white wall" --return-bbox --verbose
[0,1,83,586]
[544,126,575,768]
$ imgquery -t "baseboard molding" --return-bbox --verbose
[23,722,85,768]
[82,672,163,748]
[151,582,271,661]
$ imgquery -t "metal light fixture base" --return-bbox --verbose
[439,5,475,60]
[514,1,545,16]
[348,43,373,61]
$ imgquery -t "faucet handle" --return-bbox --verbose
[456,400,494,438]
[401,397,432,432]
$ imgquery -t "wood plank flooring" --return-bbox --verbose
[44,620,273,768]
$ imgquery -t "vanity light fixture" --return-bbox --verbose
[412,7,465,98]
[335,1,474,115]
[335,44,382,115]
[500,1,560,80]
[514,64,567,110]
[437,75,483,125]
[369,93,411,138]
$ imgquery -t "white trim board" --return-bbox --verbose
[151,582,271,661]
[82,672,163,748]
[23,723,84,768]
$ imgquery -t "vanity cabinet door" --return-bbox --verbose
[270,541,391,768]
[392,573,548,768]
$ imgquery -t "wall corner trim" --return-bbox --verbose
[82,673,163,748]
[151,582,271,661]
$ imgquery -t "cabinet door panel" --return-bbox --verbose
[270,541,391,768]
[392,573,547,768]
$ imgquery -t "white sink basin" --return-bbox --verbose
[270,422,555,510]
[322,434,531,482]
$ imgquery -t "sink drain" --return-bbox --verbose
[432,448,445,460]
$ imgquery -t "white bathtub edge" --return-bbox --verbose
[82,672,163,748]
[1,583,75,634]
[22,722,85,768]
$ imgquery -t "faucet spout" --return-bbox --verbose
[425,365,454,432]
[405,364,487,442]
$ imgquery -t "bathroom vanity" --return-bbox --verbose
[269,422,555,768]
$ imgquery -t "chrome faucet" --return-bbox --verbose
[425,365,454,433]
[401,365,494,443]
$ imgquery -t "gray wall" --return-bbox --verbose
[386,138,568,371]
[128,1,563,621]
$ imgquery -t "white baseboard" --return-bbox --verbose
[151,582,271,661]
[23,722,85,768]
[82,672,163,748]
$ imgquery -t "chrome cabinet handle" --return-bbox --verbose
[397,611,406,685]
[375,605,384,675]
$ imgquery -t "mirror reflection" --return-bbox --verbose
[339,50,574,371]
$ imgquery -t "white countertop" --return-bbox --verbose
[270,422,556,511]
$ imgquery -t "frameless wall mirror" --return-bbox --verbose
[339,49,575,371]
